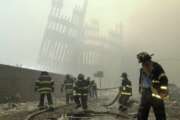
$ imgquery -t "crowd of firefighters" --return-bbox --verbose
[35,51,169,120]
[35,72,98,111]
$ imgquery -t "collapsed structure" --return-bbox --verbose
[38,0,123,87]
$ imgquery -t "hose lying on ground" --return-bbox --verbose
[103,91,121,107]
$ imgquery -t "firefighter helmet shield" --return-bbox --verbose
[137,52,153,63]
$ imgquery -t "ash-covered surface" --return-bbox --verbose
[0,102,36,120]
[0,85,180,120]
[165,84,180,120]
[0,99,65,120]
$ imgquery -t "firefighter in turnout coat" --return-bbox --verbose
[35,71,54,110]
[119,72,132,112]
[61,74,74,104]
[137,52,169,120]
[73,74,90,110]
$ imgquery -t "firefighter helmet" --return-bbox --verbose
[41,71,48,75]
[121,72,128,78]
[65,74,70,79]
[78,73,84,80]
[137,52,153,63]
[86,76,90,81]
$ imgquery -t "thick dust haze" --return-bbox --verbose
[0,0,180,89]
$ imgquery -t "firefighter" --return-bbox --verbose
[86,76,90,82]
[35,71,54,110]
[73,73,90,110]
[119,72,132,112]
[137,52,168,120]
[86,77,92,97]
[61,74,74,104]
[91,80,97,98]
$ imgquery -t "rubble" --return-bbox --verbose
[164,84,180,119]
[0,102,36,117]
[168,84,180,106]
[0,86,180,120]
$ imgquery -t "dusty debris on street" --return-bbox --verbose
[0,85,180,120]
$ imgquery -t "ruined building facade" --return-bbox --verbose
[38,0,123,87]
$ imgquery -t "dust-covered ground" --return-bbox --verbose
[0,85,180,120]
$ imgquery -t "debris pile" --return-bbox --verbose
[165,84,180,119]
[168,84,180,106]
[0,102,36,117]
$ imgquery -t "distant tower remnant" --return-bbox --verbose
[38,0,123,88]
[38,0,88,74]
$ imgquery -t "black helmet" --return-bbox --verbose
[65,74,70,79]
[86,76,90,81]
[121,72,127,78]
[41,71,48,75]
[78,73,84,80]
[137,52,153,63]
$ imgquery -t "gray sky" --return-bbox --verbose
[0,0,180,86]
[0,0,51,67]
[122,0,180,86]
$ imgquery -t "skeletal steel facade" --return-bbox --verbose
[39,0,123,87]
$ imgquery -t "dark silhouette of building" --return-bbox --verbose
[0,64,64,102]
